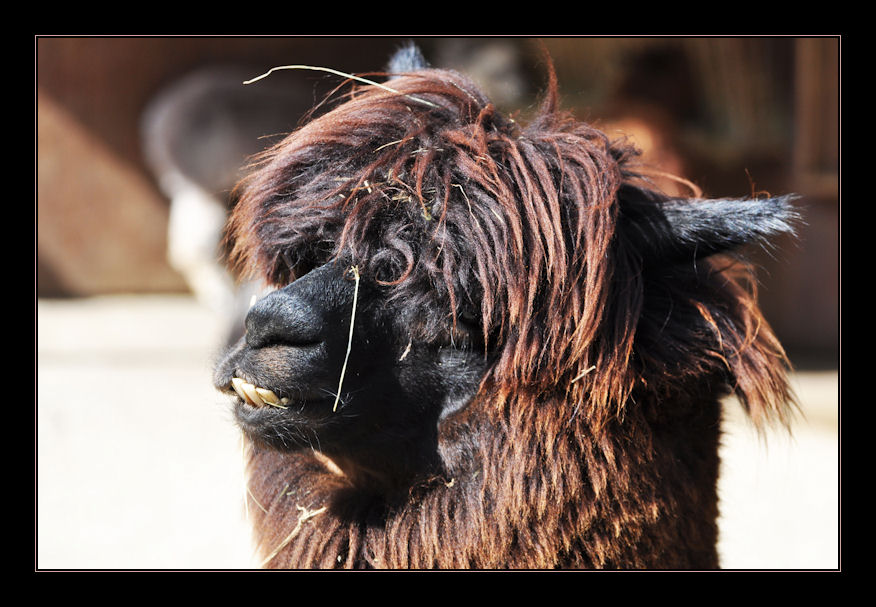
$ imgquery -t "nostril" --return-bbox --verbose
[244,289,325,349]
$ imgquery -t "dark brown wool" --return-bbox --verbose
[225,64,794,568]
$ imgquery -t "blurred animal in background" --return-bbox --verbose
[141,66,312,343]
[214,44,798,569]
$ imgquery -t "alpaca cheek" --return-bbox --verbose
[393,345,488,421]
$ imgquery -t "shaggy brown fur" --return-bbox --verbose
[221,59,795,569]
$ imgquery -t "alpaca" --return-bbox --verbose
[213,47,797,569]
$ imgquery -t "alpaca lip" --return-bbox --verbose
[230,377,289,409]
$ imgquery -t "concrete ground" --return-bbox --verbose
[35,295,839,570]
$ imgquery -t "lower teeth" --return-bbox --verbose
[231,377,287,409]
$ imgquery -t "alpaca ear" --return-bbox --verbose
[386,42,429,74]
[647,195,801,262]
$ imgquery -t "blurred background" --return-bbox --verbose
[36,36,839,570]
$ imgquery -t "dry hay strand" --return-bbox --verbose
[260,504,328,568]
[333,266,361,412]
[243,65,439,109]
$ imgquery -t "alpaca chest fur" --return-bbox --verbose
[214,45,797,569]
[240,385,724,569]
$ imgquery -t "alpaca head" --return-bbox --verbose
[213,48,798,491]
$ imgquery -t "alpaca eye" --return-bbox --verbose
[291,260,316,282]
[457,309,479,327]
[278,250,311,284]
[454,308,482,335]
[282,244,334,284]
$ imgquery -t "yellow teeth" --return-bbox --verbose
[231,377,287,409]
[255,387,280,405]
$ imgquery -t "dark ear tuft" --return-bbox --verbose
[660,195,802,260]
[622,193,802,264]
[386,42,429,74]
